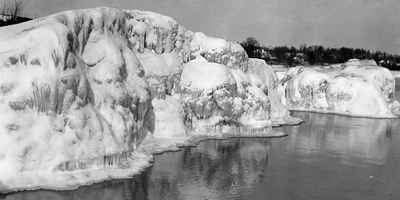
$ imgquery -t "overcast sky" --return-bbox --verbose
[23,0,400,54]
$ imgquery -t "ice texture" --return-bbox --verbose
[0,8,154,192]
[0,7,297,192]
[278,59,400,118]
[247,58,301,125]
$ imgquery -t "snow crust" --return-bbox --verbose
[0,7,297,192]
[180,57,235,90]
[279,59,400,118]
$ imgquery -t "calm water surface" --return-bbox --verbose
[3,81,400,200]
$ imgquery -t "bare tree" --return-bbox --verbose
[1,0,24,20]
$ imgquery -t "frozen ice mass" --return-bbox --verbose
[0,7,398,192]
[278,59,400,118]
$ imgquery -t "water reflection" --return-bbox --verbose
[278,112,398,166]
[2,138,271,200]
[148,139,271,200]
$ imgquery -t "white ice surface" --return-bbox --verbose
[180,57,235,91]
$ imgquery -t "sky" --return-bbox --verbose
[22,0,400,54]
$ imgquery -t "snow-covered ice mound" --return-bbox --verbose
[180,57,271,130]
[279,59,400,118]
[0,7,298,192]
[0,8,154,192]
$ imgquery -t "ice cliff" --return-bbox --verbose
[278,59,400,118]
[0,7,298,192]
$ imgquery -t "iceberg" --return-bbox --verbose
[0,7,298,192]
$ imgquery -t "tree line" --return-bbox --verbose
[240,37,400,70]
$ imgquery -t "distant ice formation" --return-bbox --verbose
[278,59,400,118]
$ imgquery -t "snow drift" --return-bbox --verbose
[0,7,298,192]
[278,59,400,118]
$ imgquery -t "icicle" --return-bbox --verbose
[56,151,133,171]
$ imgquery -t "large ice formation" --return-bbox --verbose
[278,59,400,118]
[0,7,297,192]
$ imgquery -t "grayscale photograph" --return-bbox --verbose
[0,0,399,199]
